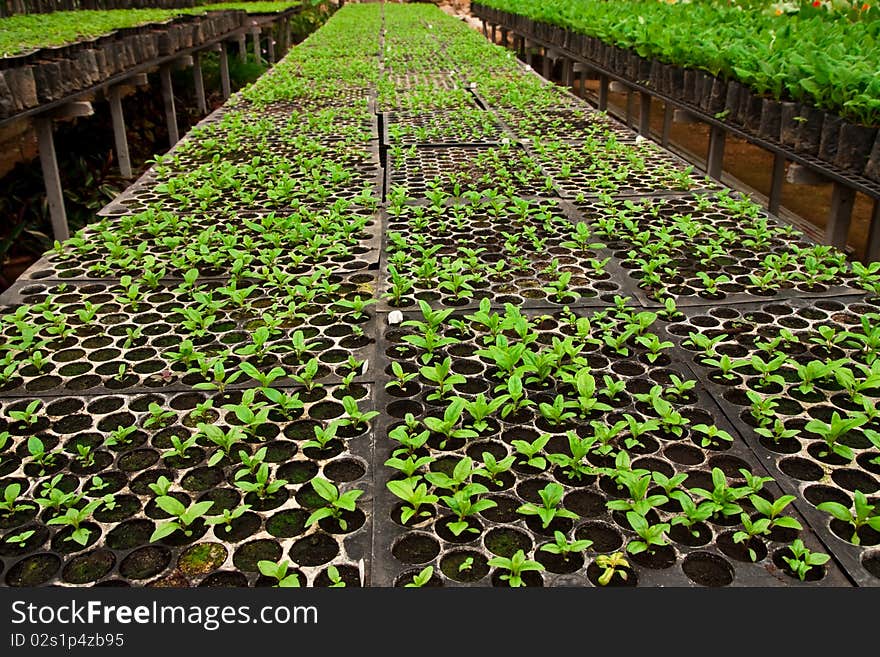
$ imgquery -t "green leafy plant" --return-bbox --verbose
[235,463,288,500]
[306,478,363,530]
[46,499,102,546]
[540,530,592,559]
[781,539,830,582]
[817,490,880,546]
[439,483,496,536]
[517,482,578,529]
[487,549,545,588]
[0,483,34,516]
[386,479,438,525]
[688,467,749,518]
[594,552,630,586]
[258,560,301,588]
[150,496,214,542]
[404,565,434,588]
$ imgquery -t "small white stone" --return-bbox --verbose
[636,135,646,143]
[388,310,403,325]
[361,361,369,376]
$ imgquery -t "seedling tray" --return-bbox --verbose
[660,296,880,585]
[0,272,380,397]
[370,307,850,587]
[382,109,513,146]
[385,143,553,200]
[569,193,865,307]
[496,108,640,144]
[375,200,642,313]
[526,138,718,200]
[0,385,373,588]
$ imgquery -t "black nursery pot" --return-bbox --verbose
[683,69,697,105]
[864,132,880,182]
[834,122,877,174]
[758,98,782,142]
[818,113,845,163]
[793,104,825,155]
[724,81,743,124]
[743,94,764,133]
[669,66,685,102]
[706,76,727,116]
[779,102,800,147]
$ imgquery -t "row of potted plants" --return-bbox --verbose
[0,1,332,119]
[472,1,880,181]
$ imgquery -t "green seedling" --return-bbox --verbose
[4,530,35,548]
[204,504,252,535]
[669,490,715,537]
[386,361,418,392]
[488,549,545,588]
[425,456,486,492]
[782,539,830,581]
[143,402,175,429]
[384,454,434,485]
[8,400,41,427]
[235,463,287,500]
[540,530,593,559]
[0,483,34,516]
[517,482,578,529]
[306,478,363,531]
[511,433,551,471]
[149,497,214,542]
[420,357,465,401]
[688,467,750,518]
[404,566,434,588]
[423,398,478,448]
[46,499,102,546]
[480,451,516,487]
[692,424,734,448]
[161,434,199,461]
[386,480,438,524]
[258,560,301,588]
[805,411,866,461]
[817,490,880,546]
[440,483,496,536]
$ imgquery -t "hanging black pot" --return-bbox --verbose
[833,122,877,174]
[818,113,845,163]
[628,52,641,79]
[758,98,782,142]
[656,62,671,94]
[637,57,651,84]
[697,72,713,111]
[694,71,709,108]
